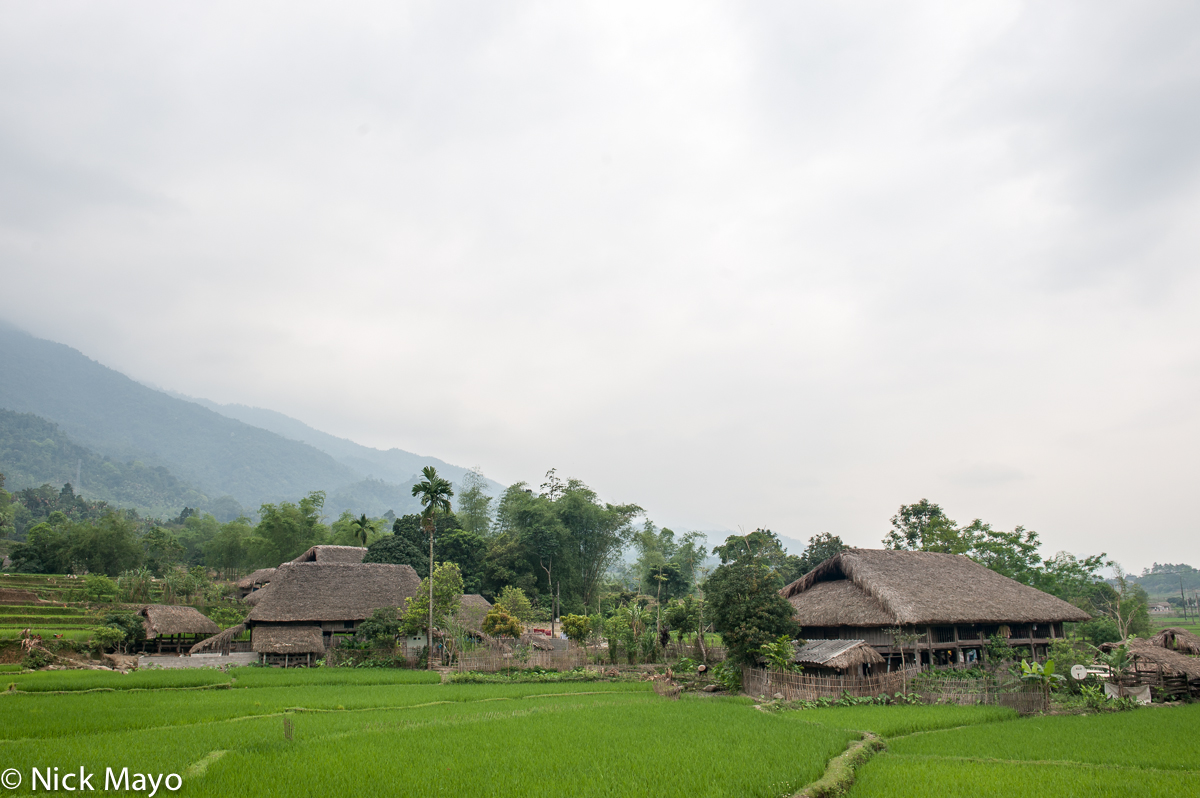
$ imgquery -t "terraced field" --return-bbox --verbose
[1,575,100,643]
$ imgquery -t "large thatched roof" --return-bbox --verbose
[139,605,221,639]
[289,545,367,564]
[782,549,1092,626]
[247,562,421,623]
[237,568,277,590]
[794,639,886,670]
[188,623,247,654]
[252,625,326,654]
[1150,627,1200,656]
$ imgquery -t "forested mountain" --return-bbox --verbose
[0,408,213,518]
[0,323,497,520]
[175,395,501,493]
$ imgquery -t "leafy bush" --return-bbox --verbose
[90,625,126,653]
[481,608,522,637]
[21,647,55,670]
[711,660,742,692]
[83,574,119,603]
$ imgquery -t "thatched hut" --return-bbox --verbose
[138,605,221,654]
[456,594,493,635]
[189,623,247,655]
[236,568,277,599]
[792,639,886,677]
[245,561,421,657]
[288,545,367,564]
[782,549,1091,667]
[252,625,326,667]
[1150,627,1200,656]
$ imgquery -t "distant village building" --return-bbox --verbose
[1149,602,1172,615]
[782,549,1091,668]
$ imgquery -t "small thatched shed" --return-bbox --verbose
[289,545,367,564]
[1102,638,1200,681]
[247,562,421,650]
[236,568,277,599]
[138,605,221,654]
[189,623,247,655]
[793,639,886,676]
[782,549,1091,667]
[456,594,493,634]
[252,625,325,667]
[1150,627,1200,656]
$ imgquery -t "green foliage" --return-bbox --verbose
[355,607,401,645]
[561,613,591,644]
[984,633,1016,664]
[454,467,494,536]
[495,585,534,622]
[449,666,604,684]
[759,634,801,673]
[20,647,55,670]
[791,532,849,580]
[101,609,146,653]
[89,624,126,652]
[205,606,247,629]
[704,536,800,664]
[1076,615,1122,646]
[82,573,118,603]
[710,659,743,691]
[481,608,522,637]
[255,491,327,566]
[401,561,464,636]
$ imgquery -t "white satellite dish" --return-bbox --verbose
[1070,664,1088,681]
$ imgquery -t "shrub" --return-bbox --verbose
[83,574,119,603]
[90,625,126,653]
[482,608,522,638]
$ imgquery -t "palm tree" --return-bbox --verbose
[411,466,453,669]
[349,514,377,546]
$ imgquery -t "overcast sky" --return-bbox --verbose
[2,1,1198,572]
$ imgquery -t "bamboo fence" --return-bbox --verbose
[742,666,1049,712]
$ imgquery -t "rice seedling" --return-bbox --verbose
[782,704,1017,737]
[6,668,233,693]
[226,666,441,687]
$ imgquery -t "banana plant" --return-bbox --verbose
[1020,658,1066,704]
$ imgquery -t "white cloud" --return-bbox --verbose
[1,0,1198,570]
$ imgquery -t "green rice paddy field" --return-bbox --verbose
[1,668,1197,797]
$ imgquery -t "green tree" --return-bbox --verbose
[83,573,119,602]
[883,499,969,553]
[401,562,465,663]
[495,585,534,623]
[141,527,185,576]
[793,532,849,578]
[349,513,377,546]
[254,491,327,565]
[102,609,146,654]
[704,533,800,665]
[481,608,522,638]
[204,518,254,579]
[455,467,494,536]
[412,467,454,670]
[0,472,14,539]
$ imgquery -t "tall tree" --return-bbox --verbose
[455,467,495,536]
[349,513,377,546]
[883,499,969,553]
[704,532,801,664]
[411,466,453,670]
[793,532,849,578]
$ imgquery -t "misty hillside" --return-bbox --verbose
[0,324,496,519]
[174,394,500,493]
[0,408,219,518]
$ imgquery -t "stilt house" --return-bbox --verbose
[782,549,1091,667]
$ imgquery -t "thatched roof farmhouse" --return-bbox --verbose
[288,545,367,564]
[236,567,277,599]
[456,594,493,634]
[138,605,220,653]
[782,549,1091,667]
[243,561,421,662]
